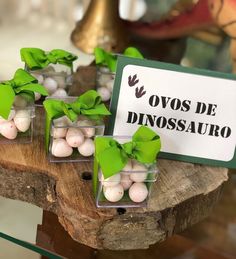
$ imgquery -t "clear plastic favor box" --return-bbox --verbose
[26,63,73,104]
[94,136,159,208]
[47,97,105,163]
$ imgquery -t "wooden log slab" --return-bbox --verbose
[0,67,229,250]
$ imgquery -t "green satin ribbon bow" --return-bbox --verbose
[95,126,161,179]
[43,90,111,151]
[20,48,78,70]
[0,68,48,119]
[94,47,144,72]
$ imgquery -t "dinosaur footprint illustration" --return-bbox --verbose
[135,86,146,98]
[128,74,139,87]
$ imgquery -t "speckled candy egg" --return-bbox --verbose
[103,184,124,202]
[129,161,147,182]
[51,88,68,98]
[97,87,111,102]
[51,127,67,138]
[121,159,132,173]
[77,119,95,138]
[129,183,148,203]
[0,121,18,139]
[44,77,58,94]
[51,138,73,157]
[13,110,31,132]
[78,138,95,157]
[66,128,84,147]
[101,173,121,187]
[120,174,133,190]
[98,73,111,85]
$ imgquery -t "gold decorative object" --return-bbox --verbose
[71,0,129,54]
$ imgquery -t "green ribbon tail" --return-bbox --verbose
[95,137,128,179]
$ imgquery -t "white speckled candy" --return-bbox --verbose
[103,184,124,202]
[0,110,16,123]
[97,87,111,102]
[34,92,41,101]
[129,172,147,183]
[98,73,111,85]
[129,161,147,182]
[120,174,133,190]
[77,120,95,138]
[14,95,27,108]
[51,88,68,98]
[51,127,67,138]
[13,110,31,132]
[129,183,148,203]
[51,138,73,157]
[44,77,58,94]
[66,128,84,147]
[0,121,18,139]
[122,159,132,173]
[101,173,121,187]
[78,138,95,157]
[105,79,114,92]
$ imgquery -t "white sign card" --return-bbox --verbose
[108,56,236,168]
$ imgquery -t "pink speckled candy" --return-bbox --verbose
[77,119,95,138]
[120,174,133,190]
[101,173,121,187]
[78,138,95,157]
[103,184,124,202]
[129,161,147,182]
[129,183,148,203]
[97,87,111,102]
[66,128,84,147]
[51,88,68,98]
[51,138,73,157]
[51,127,67,138]
[121,159,132,173]
[44,77,58,94]
[0,121,18,139]
[13,110,31,132]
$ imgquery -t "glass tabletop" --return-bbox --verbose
[0,172,235,259]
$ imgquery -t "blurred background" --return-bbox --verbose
[0,0,232,80]
[0,0,235,259]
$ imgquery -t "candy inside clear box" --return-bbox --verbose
[0,101,35,144]
[94,136,159,208]
[47,97,105,163]
[26,63,73,104]
[96,66,115,102]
